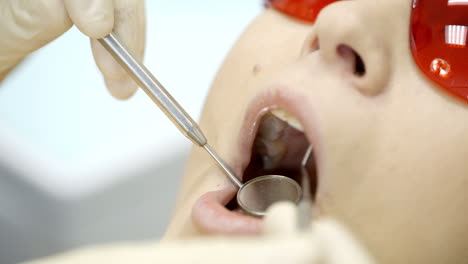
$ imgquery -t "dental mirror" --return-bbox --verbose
[236,145,313,217]
[99,33,305,218]
[236,175,302,217]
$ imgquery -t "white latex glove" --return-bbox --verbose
[24,202,376,264]
[0,0,145,99]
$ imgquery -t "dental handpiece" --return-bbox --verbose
[99,33,242,187]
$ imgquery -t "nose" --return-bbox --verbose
[307,1,391,95]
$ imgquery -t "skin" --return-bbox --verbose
[164,1,468,263]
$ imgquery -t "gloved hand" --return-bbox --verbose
[24,202,376,264]
[0,0,145,99]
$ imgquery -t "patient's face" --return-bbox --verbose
[165,0,468,263]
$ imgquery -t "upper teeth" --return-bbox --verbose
[271,109,304,132]
[255,113,288,169]
[254,110,305,170]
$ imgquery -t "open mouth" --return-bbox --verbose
[226,110,318,212]
[192,96,320,235]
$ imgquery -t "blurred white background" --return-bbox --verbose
[0,1,261,263]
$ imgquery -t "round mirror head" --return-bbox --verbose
[237,175,302,217]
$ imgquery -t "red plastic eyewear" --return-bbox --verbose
[266,0,468,103]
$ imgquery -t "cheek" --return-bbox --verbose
[318,85,468,262]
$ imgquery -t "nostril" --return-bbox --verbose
[354,51,366,76]
[301,35,320,56]
[311,37,320,52]
[337,44,366,77]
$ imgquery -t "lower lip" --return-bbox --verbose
[191,184,263,235]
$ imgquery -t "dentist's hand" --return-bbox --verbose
[24,202,376,264]
[0,0,145,99]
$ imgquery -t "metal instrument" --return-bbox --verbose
[99,33,304,216]
[298,145,314,229]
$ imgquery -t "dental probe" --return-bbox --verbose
[99,33,242,188]
[298,145,314,230]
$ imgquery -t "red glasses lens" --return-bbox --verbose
[266,0,341,23]
[410,0,468,103]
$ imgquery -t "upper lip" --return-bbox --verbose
[191,84,322,235]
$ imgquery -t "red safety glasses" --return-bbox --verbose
[266,0,468,104]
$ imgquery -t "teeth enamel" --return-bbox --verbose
[257,113,287,140]
[254,111,305,170]
[255,113,288,169]
[271,109,304,132]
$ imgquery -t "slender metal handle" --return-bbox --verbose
[99,33,242,188]
[300,145,313,201]
[298,145,313,230]
[98,33,207,146]
[203,145,242,188]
